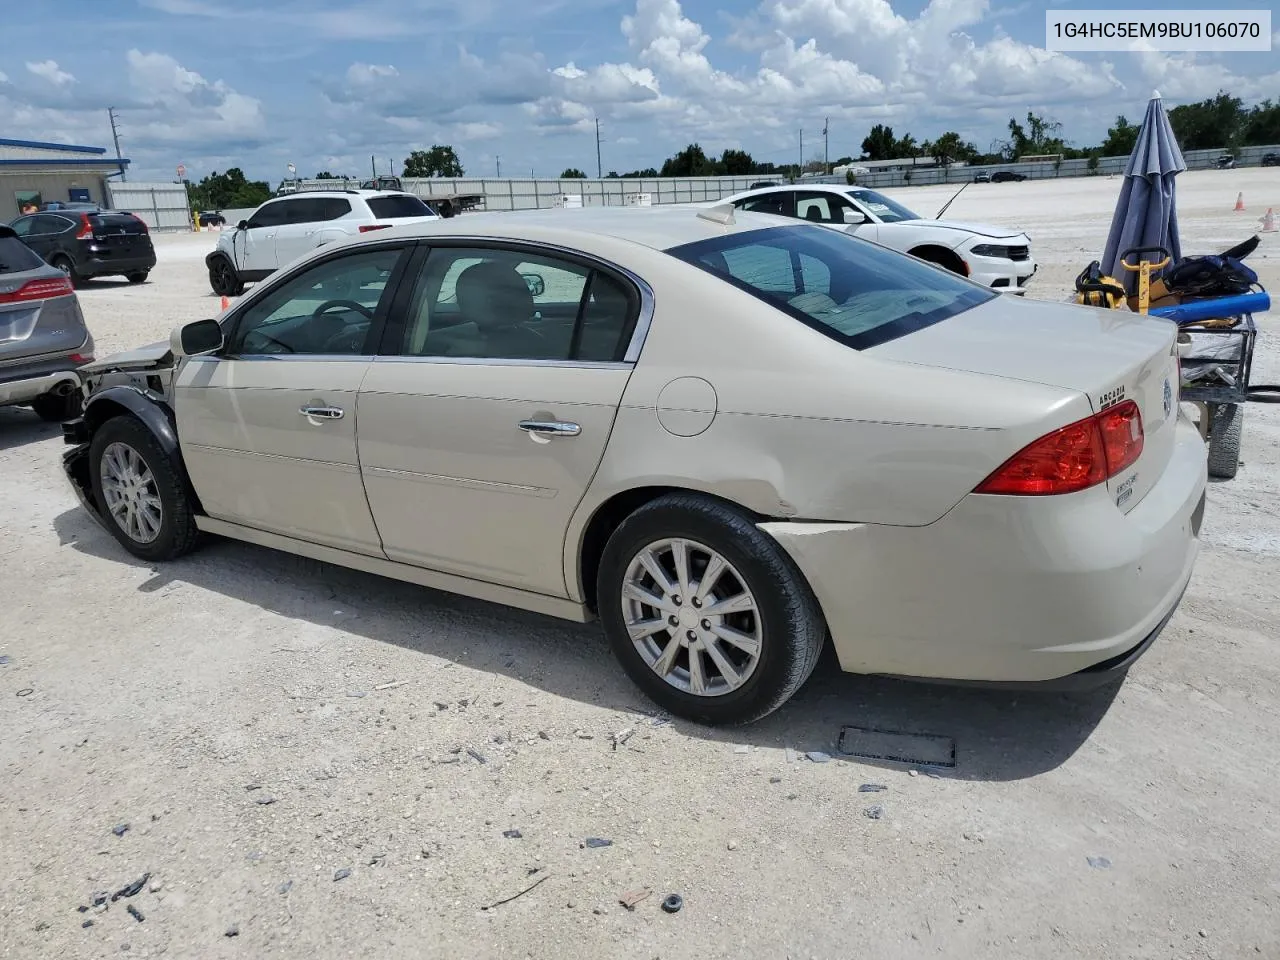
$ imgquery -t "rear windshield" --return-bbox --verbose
[0,234,45,274]
[366,195,433,219]
[91,213,147,234]
[667,225,995,350]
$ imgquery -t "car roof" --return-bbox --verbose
[725,183,873,201]
[267,190,415,200]
[368,205,798,251]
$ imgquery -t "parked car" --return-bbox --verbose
[40,201,102,213]
[63,207,1205,724]
[1262,153,1280,167]
[717,184,1037,291]
[990,170,1027,183]
[206,189,438,296]
[198,211,226,227]
[0,225,94,421]
[972,172,992,183]
[1213,155,1236,170]
[7,210,156,287]
[749,180,781,189]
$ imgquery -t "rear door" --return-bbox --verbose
[357,241,641,596]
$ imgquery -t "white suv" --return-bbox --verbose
[206,190,438,296]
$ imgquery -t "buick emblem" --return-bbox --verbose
[1163,378,1173,418]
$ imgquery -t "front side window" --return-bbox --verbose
[398,246,637,362]
[845,189,919,223]
[227,248,404,355]
[668,225,993,350]
[249,202,288,229]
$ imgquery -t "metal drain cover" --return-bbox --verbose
[836,726,956,768]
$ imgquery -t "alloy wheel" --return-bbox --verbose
[620,538,763,697]
[99,442,163,544]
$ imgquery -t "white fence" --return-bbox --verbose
[105,181,192,232]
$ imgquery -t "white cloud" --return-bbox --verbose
[0,72,8,84]
[26,60,76,87]
[452,121,502,140]
[124,50,265,144]
[345,63,399,86]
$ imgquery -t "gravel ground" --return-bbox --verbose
[3,168,1279,959]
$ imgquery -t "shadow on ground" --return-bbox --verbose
[0,407,62,451]
[54,506,1121,783]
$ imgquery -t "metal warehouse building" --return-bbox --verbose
[0,138,128,222]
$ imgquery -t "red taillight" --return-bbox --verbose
[76,214,93,239]
[975,400,1144,496]
[0,276,75,304]
[70,353,93,364]
[358,223,392,233]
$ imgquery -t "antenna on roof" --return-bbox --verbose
[697,203,736,226]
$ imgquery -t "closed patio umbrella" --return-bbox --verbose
[1101,91,1186,295]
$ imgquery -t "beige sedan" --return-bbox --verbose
[63,206,1206,724]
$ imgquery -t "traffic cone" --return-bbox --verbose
[220,295,229,311]
[1234,192,1245,212]
[1261,208,1277,233]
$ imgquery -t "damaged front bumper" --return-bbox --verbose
[61,423,110,532]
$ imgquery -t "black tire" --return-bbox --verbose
[30,389,82,423]
[910,248,967,277]
[50,254,81,288]
[596,493,827,725]
[209,256,244,297]
[89,415,200,562]
[126,271,149,284]
[1207,403,1243,480]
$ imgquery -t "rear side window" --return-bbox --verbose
[668,225,994,350]
[366,195,432,219]
[0,233,45,273]
[323,198,352,220]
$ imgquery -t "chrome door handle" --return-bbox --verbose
[300,405,344,420]
[518,419,580,437]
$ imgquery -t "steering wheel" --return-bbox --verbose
[312,299,374,321]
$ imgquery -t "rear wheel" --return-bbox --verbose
[50,254,81,288]
[126,271,149,284]
[597,493,826,725]
[30,389,82,423]
[89,416,200,561]
[1207,403,1243,480]
[209,256,244,297]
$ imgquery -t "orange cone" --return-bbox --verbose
[1262,208,1277,233]
[1234,192,1245,212]
[220,295,229,311]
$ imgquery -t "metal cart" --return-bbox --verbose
[1176,314,1258,480]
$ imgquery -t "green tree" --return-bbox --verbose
[403,145,464,178]
[861,124,897,160]
[1099,116,1139,157]
[1242,99,1280,145]
[894,133,919,157]
[186,168,270,211]
[315,171,340,179]
[718,148,755,175]
[560,168,587,178]
[615,167,659,178]
[1168,91,1245,150]
[660,144,719,177]
[924,131,976,167]
[1003,111,1066,159]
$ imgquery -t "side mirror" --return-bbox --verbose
[842,208,868,225]
[521,273,546,297]
[238,219,251,230]
[171,318,223,358]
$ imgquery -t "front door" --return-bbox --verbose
[270,197,324,270]
[175,244,411,554]
[357,242,641,596]
[236,199,288,274]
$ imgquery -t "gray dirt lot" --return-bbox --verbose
[3,170,1279,959]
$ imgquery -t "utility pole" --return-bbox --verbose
[108,107,126,181]
[823,117,829,174]
[371,155,377,179]
[496,155,501,177]
[798,128,803,179]
[595,117,603,179]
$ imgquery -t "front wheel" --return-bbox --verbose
[126,271,149,284]
[209,256,244,297]
[1207,403,1243,480]
[50,254,81,288]
[89,416,201,561]
[597,493,827,725]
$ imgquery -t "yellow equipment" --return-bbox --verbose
[1119,245,1172,314]
[1073,261,1127,309]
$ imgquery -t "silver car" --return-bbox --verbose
[0,225,94,422]
[62,207,1206,724]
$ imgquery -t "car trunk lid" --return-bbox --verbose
[88,213,152,253]
[870,297,1181,512]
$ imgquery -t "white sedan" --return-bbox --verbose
[718,183,1038,293]
[64,206,1203,725]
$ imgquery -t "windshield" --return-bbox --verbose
[667,225,994,350]
[846,189,919,223]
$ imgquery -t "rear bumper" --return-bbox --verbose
[0,369,79,405]
[79,249,157,276]
[760,414,1208,685]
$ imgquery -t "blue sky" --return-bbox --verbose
[1,0,1276,183]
